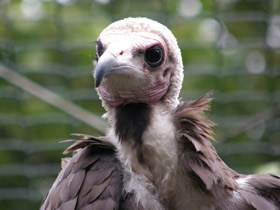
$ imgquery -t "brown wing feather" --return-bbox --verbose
[174,93,280,209]
[239,174,280,209]
[174,92,239,198]
[41,135,122,210]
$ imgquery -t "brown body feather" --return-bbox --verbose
[41,135,123,210]
[174,93,280,210]
[175,93,239,195]
[41,94,280,210]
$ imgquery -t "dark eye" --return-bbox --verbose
[95,40,104,61]
[144,45,164,68]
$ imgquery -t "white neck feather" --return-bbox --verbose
[107,104,178,209]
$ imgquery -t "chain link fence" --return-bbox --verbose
[0,0,279,209]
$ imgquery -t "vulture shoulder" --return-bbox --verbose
[174,93,280,210]
[174,93,239,197]
[40,134,123,210]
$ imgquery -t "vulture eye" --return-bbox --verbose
[144,45,164,68]
[95,40,104,61]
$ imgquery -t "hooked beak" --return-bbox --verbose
[94,53,144,88]
[94,53,117,88]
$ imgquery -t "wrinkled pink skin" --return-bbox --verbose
[96,32,171,106]
[99,81,170,106]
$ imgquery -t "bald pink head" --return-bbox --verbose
[94,17,184,108]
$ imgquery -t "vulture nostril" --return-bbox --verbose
[119,51,124,56]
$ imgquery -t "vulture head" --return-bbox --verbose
[94,17,184,110]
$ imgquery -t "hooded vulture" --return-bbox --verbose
[41,17,280,210]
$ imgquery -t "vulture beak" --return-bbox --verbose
[94,52,145,89]
[94,53,117,88]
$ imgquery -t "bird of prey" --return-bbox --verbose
[41,17,280,210]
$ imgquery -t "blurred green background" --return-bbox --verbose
[0,0,279,209]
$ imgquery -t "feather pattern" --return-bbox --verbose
[237,174,280,210]
[174,93,239,194]
[41,135,123,210]
[41,93,280,210]
[41,94,280,210]
[174,93,280,209]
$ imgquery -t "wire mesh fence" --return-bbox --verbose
[0,0,279,209]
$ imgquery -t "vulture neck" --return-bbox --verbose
[110,102,178,195]
[114,103,152,163]
[105,96,240,209]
